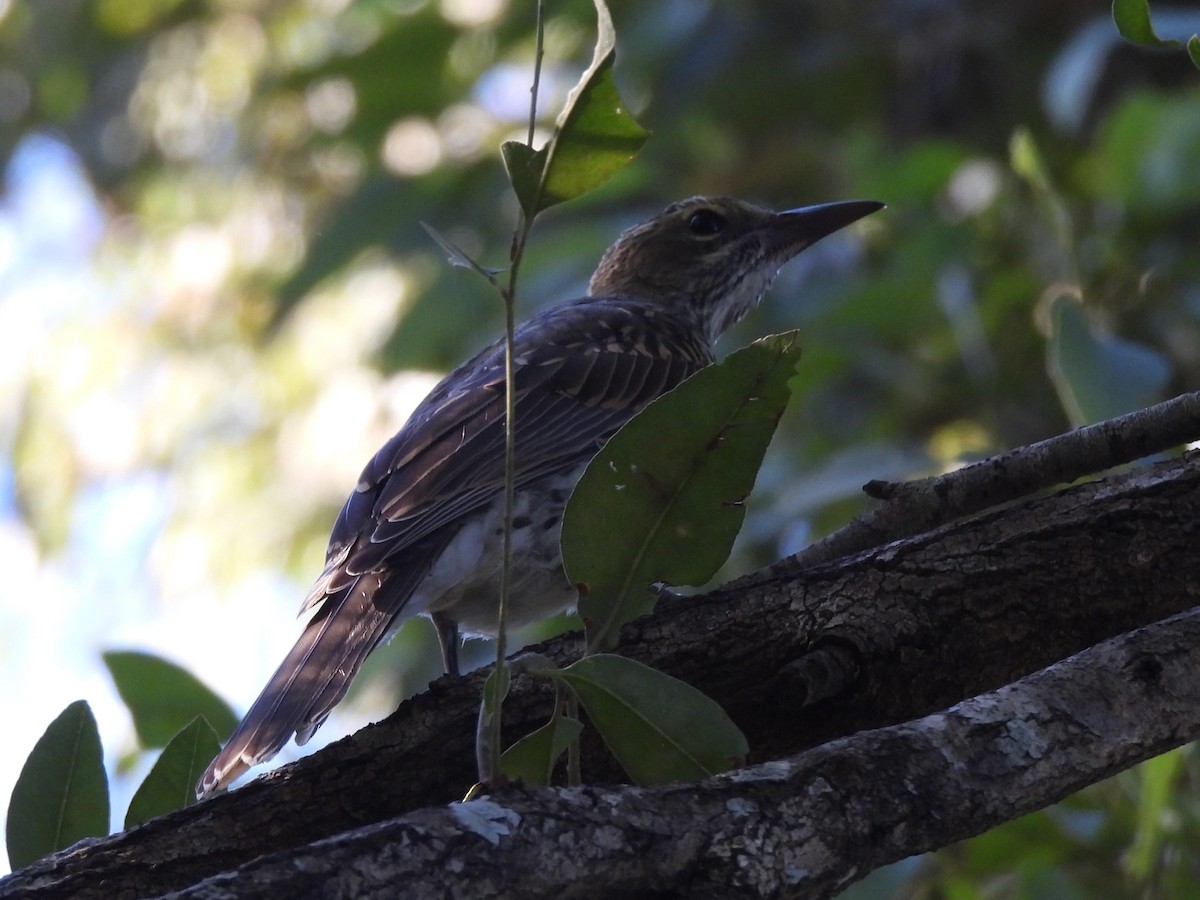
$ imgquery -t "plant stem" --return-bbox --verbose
[566,691,581,786]
[487,0,546,786]
[527,0,544,148]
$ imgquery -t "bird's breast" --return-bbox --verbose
[415,468,583,636]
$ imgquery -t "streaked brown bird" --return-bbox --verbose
[197,195,883,796]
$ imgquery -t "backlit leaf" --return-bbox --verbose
[507,0,648,217]
[1112,0,1179,48]
[1047,294,1169,426]
[124,716,221,828]
[7,701,108,870]
[103,651,238,748]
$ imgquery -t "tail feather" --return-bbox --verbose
[294,577,391,746]
[196,574,396,797]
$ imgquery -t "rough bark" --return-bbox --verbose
[4,446,1199,899]
[153,607,1200,899]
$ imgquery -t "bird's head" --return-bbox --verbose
[589,196,883,343]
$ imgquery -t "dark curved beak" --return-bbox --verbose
[771,199,885,251]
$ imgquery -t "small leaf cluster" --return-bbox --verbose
[6,653,234,870]
[1113,0,1200,69]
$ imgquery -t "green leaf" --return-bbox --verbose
[557,655,747,786]
[7,701,109,870]
[124,716,221,829]
[1188,34,1200,68]
[564,331,803,651]
[1112,0,1180,48]
[103,650,238,748]
[509,0,648,217]
[499,711,583,786]
[1046,294,1169,427]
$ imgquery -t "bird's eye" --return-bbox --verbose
[687,209,727,236]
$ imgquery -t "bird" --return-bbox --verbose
[197,195,883,797]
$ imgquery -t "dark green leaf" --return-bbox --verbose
[499,712,583,786]
[1188,34,1200,68]
[103,651,238,748]
[501,140,547,219]
[7,701,109,870]
[124,717,221,829]
[1112,0,1180,48]
[558,655,747,785]
[1046,294,1169,426]
[564,332,803,651]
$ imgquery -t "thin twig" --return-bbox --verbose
[527,0,545,148]
[735,390,1200,588]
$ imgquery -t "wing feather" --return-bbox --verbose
[310,297,712,616]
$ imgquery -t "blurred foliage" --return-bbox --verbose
[102,650,237,749]
[1112,0,1200,68]
[2,0,1200,892]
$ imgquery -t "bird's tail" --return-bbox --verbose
[196,573,393,797]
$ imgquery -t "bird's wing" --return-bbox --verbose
[305,297,711,610]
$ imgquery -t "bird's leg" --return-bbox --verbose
[432,611,461,676]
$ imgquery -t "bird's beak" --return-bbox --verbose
[770,199,885,252]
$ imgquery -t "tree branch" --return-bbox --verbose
[4,426,1199,898]
[753,389,1200,577]
[156,607,1200,899]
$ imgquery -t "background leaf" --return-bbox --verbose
[103,651,238,749]
[564,332,803,651]
[124,716,221,828]
[1124,747,1187,879]
[558,655,747,786]
[6,701,108,870]
[1046,294,1170,426]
